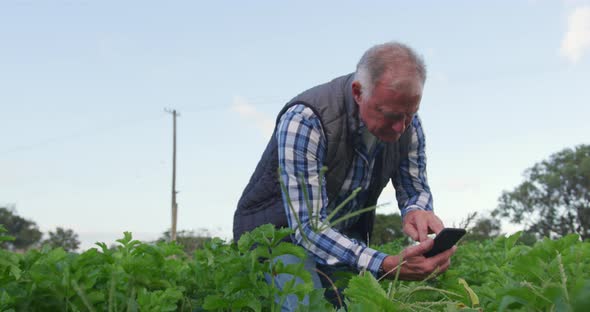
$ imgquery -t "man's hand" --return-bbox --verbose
[403,210,444,242]
[380,239,456,280]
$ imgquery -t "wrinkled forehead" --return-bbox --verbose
[386,79,423,97]
[382,67,423,90]
[374,78,423,111]
[376,75,423,98]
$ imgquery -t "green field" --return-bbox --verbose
[1,225,589,311]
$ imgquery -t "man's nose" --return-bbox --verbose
[391,119,406,133]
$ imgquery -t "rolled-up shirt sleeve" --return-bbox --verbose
[277,104,387,275]
[392,114,433,217]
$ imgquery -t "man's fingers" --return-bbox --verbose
[403,210,447,243]
[403,223,419,241]
[403,238,434,258]
[434,256,452,275]
[416,217,428,242]
[430,246,457,266]
[429,215,445,234]
[439,258,451,272]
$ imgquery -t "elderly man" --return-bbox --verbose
[233,41,456,309]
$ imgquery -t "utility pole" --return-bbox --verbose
[165,109,180,242]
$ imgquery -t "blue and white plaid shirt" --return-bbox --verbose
[277,104,433,276]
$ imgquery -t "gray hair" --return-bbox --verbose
[355,42,427,97]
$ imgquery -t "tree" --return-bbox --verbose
[447,211,501,242]
[0,205,42,251]
[493,144,590,240]
[43,227,80,252]
[157,229,212,254]
[465,215,502,242]
[371,213,410,246]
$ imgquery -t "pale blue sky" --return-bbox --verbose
[1,1,589,250]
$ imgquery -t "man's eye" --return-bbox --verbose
[387,114,404,121]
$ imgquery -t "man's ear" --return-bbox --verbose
[352,81,363,103]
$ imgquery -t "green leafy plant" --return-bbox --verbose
[1,227,589,311]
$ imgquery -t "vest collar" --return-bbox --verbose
[344,73,362,143]
[344,74,380,152]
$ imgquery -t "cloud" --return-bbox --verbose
[432,72,449,84]
[231,96,275,139]
[443,178,481,192]
[560,6,590,63]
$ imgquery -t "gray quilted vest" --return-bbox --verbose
[233,73,412,242]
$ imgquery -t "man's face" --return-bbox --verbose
[353,78,422,142]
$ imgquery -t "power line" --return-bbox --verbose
[2,97,284,157]
[1,114,166,156]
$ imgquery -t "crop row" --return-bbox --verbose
[1,225,589,311]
